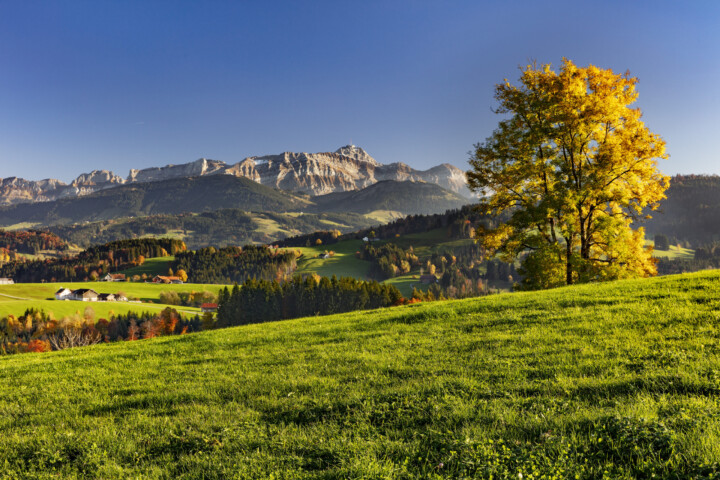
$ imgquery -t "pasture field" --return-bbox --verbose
[652,244,695,260]
[294,239,372,280]
[0,281,228,318]
[117,256,177,278]
[2,271,720,478]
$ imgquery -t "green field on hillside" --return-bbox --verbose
[118,256,177,277]
[0,281,228,319]
[294,239,372,279]
[652,244,695,259]
[2,271,720,477]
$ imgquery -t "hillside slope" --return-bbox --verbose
[310,180,470,215]
[645,174,720,245]
[0,175,309,226]
[2,272,720,477]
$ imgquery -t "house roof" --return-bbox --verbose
[55,288,70,294]
[154,275,182,281]
[72,288,98,295]
[201,303,218,309]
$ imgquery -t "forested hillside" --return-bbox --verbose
[173,245,298,284]
[645,174,720,246]
[49,209,376,249]
[0,229,67,254]
[0,238,185,283]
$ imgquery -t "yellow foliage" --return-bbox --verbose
[468,59,669,288]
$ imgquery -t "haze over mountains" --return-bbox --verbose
[0,145,470,206]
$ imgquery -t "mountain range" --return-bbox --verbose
[0,145,470,206]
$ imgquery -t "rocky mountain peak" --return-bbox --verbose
[127,158,227,183]
[72,170,125,187]
[334,145,379,166]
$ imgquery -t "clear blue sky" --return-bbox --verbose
[1,0,718,182]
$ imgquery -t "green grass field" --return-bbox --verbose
[294,239,372,280]
[2,271,720,477]
[652,244,695,259]
[0,281,228,319]
[118,256,177,278]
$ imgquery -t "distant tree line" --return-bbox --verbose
[357,243,419,279]
[0,229,68,255]
[0,307,201,355]
[158,290,218,307]
[50,210,374,249]
[273,229,344,248]
[656,241,720,275]
[173,245,298,284]
[644,175,720,247]
[215,275,403,327]
[0,238,186,283]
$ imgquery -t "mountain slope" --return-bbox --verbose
[310,180,470,215]
[1,271,719,477]
[0,175,310,226]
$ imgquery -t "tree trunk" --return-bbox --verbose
[566,240,573,285]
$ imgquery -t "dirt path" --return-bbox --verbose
[0,292,31,301]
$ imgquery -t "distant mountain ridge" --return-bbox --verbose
[0,176,470,228]
[0,145,470,205]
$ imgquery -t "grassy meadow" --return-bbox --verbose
[2,271,720,477]
[294,239,372,280]
[0,281,228,319]
[117,256,177,278]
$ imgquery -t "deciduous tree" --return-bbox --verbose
[467,59,669,289]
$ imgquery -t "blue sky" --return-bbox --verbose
[1,1,718,182]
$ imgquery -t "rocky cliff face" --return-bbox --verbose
[0,146,470,206]
[128,158,226,183]
[223,146,471,196]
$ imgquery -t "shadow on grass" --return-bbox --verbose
[84,392,206,417]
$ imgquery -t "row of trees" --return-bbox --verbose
[0,307,202,355]
[357,243,419,279]
[0,229,68,254]
[173,245,298,284]
[158,290,218,307]
[215,275,403,327]
[0,238,186,283]
[79,238,186,265]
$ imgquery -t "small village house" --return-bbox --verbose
[0,278,14,285]
[103,273,126,282]
[55,287,72,300]
[152,275,183,284]
[69,289,99,301]
[115,293,128,302]
[98,293,116,302]
[201,303,218,313]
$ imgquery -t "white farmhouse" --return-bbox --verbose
[55,287,72,300]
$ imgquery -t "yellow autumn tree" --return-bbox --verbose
[467,59,669,289]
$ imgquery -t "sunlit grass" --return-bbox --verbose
[0,281,228,318]
[2,271,720,477]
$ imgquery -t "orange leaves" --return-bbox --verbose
[26,339,51,353]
